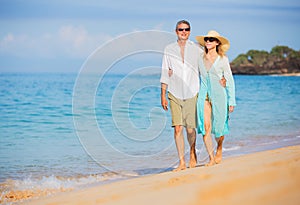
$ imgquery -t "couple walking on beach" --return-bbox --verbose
[160,20,236,171]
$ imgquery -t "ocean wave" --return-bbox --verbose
[223,146,241,152]
[258,141,278,146]
[0,172,126,204]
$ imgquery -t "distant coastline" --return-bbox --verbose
[272,73,300,76]
[230,45,300,75]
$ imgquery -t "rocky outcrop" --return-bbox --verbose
[230,58,300,75]
[230,46,300,75]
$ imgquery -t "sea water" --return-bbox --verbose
[0,72,300,202]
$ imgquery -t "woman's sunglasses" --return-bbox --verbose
[204,37,218,42]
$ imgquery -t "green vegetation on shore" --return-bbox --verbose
[231,46,300,75]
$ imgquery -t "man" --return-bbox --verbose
[160,20,202,171]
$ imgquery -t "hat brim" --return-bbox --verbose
[195,35,230,52]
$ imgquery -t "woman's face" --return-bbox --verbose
[205,37,219,50]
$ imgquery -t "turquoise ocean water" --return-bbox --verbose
[1,72,300,202]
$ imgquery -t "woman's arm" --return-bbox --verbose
[223,56,236,107]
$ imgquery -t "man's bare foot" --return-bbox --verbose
[189,151,197,168]
[215,136,224,164]
[173,164,186,172]
[189,156,197,168]
[205,160,216,167]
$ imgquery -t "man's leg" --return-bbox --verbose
[186,128,197,168]
[173,125,186,171]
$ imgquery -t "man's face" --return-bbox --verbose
[176,23,191,41]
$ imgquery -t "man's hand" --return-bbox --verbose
[229,106,234,113]
[161,95,168,111]
[219,76,226,87]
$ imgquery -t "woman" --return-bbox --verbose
[195,30,236,166]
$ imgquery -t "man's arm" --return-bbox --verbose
[161,83,168,111]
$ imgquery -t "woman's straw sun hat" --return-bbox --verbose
[196,30,230,52]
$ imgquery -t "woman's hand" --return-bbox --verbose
[229,106,234,113]
[168,68,173,77]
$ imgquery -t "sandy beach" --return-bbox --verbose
[16,145,300,205]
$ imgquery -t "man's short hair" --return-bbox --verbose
[175,20,191,30]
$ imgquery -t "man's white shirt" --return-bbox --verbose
[160,40,203,100]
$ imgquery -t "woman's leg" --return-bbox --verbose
[215,136,224,164]
[203,100,215,166]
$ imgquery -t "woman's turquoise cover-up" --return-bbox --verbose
[197,54,236,137]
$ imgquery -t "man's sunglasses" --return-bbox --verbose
[204,37,218,42]
[177,28,190,32]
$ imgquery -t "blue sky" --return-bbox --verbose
[0,0,299,72]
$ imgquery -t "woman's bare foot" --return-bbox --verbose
[205,160,216,167]
[173,164,186,172]
[215,136,224,164]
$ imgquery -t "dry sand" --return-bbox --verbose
[20,145,300,205]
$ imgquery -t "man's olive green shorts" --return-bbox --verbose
[168,92,198,128]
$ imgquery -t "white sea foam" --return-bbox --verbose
[223,146,241,152]
[0,172,126,204]
[259,141,278,146]
[6,175,103,191]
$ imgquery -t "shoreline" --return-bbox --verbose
[231,72,300,76]
[1,134,300,204]
[18,144,300,205]
[271,72,300,76]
